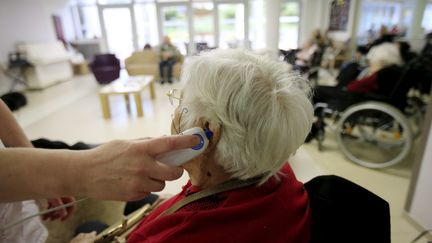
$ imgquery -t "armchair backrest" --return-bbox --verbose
[90,54,120,68]
[17,41,70,64]
[305,175,391,243]
[125,50,159,65]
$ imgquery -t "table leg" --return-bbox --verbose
[99,94,111,119]
[134,93,143,117]
[149,79,156,100]
[124,94,130,113]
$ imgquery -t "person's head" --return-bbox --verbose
[367,43,402,71]
[171,49,314,184]
[379,25,388,37]
[163,36,172,45]
[143,43,152,50]
[312,29,322,39]
[355,46,368,61]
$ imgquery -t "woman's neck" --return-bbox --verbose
[183,157,231,189]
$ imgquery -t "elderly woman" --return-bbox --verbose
[306,43,404,142]
[126,49,314,242]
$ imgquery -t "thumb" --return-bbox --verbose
[139,135,200,157]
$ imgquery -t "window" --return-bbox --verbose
[249,0,265,50]
[98,0,131,4]
[422,3,432,34]
[193,2,215,47]
[78,5,102,39]
[218,3,244,48]
[160,5,189,54]
[134,3,159,48]
[279,1,300,50]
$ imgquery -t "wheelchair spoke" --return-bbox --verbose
[336,102,412,168]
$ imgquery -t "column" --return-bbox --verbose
[408,0,428,40]
[265,0,281,50]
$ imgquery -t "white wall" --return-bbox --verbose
[299,0,357,46]
[0,0,75,93]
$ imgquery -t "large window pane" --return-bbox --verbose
[279,1,299,50]
[134,3,159,49]
[356,1,405,45]
[422,3,432,34]
[161,5,189,54]
[98,0,131,4]
[218,3,244,49]
[249,0,265,50]
[102,8,134,60]
[193,2,215,47]
[78,6,102,39]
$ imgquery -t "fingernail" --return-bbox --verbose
[192,135,200,145]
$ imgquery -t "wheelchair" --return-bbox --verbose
[311,58,430,169]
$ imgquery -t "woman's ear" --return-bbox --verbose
[206,121,221,148]
[198,119,221,151]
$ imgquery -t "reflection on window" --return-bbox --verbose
[279,1,299,50]
[218,3,244,49]
[134,3,158,49]
[193,2,214,47]
[78,6,102,39]
[249,0,265,50]
[161,5,189,54]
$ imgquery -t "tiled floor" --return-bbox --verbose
[11,72,428,242]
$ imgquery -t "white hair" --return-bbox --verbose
[367,43,403,67]
[179,49,314,183]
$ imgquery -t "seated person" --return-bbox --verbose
[306,43,403,142]
[125,49,314,242]
[158,36,180,84]
[315,43,403,104]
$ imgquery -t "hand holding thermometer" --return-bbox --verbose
[156,127,213,166]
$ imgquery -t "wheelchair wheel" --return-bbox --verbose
[336,102,412,168]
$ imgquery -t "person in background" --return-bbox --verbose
[306,43,403,143]
[158,36,180,84]
[143,43,152,50]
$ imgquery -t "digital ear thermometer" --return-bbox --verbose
[156,127,213,166]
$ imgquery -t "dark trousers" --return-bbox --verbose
[159,60,176,81]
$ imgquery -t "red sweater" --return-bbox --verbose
[128,164,311,243]
[347,72,379,93]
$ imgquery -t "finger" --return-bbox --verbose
[48,198,67,220]
[44,199,60,221]
[142,135,200,157]
[146,162,184,181]
[61,197,76,221]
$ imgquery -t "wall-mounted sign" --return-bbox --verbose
[329,0,350,31]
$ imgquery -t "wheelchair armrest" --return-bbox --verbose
[358,93,388,102]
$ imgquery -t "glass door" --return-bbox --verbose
[159,3,190,54]
[100,7,135,61]
[279,1,300,50]
[217,3,245,49]
[193,2,215,48]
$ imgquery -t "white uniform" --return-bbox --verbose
[0,140,48,243]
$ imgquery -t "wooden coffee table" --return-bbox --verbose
[99,75,155,119]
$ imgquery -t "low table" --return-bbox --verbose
[99,75,155,119]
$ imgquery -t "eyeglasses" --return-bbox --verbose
[167,89,187,134]
[166,89,182,107]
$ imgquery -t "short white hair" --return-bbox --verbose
[179,49,314,182]
[367,43,402,67]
